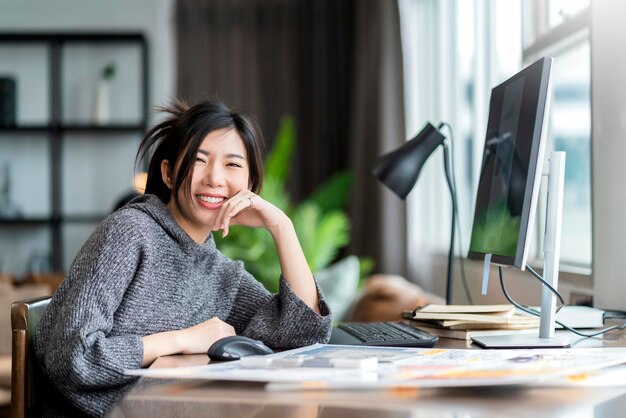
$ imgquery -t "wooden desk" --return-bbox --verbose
[112,328,626,418]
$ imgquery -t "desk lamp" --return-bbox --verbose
[370,122,457,304]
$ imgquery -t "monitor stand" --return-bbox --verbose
[472,152,570,349]
[471,333,570,349]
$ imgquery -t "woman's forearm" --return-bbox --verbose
[141,317,235,367]
[268,217,320,314]
[141,330,181,367]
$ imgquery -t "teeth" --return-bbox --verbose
[198,195,224,204]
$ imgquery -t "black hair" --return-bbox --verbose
[136,99,264,210]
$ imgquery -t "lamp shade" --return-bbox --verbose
[371,122,445,199]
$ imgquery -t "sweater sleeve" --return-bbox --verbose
[226,269,333,349]
[34,215,145,417]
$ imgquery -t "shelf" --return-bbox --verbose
[0,125,49,133]
[0,124,145,133]
[62,214,107,223]
[0,217,51,226]
[0,32,148,273]
[63,124,145,133]
[0,214,107,225]
[0,33,146,43]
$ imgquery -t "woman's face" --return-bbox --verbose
[164,128,250,242]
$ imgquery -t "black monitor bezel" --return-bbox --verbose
[467,57,553,270]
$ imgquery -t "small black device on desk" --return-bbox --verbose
[207,335,274,361]
[329,321,439,347]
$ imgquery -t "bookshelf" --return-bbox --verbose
[0,33,148,277]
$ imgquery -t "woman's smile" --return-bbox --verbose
[196,193,227,210]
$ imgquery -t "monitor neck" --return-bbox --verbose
[538,151,566,338]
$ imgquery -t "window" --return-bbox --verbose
[399,0,592,287]
[548,0,589,30]
[399,0,521,289]
[523,0,591,271]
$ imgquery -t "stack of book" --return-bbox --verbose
[403,304,540,341]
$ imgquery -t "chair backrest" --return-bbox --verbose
[11,296,51,418]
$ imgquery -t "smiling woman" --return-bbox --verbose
[161,127,252,242]
[33,99,332,417]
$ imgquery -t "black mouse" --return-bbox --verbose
[207,335,274,361]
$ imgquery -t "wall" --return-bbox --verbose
[0,0,176,113]
[591,0,626,310]
[0,0,176,275]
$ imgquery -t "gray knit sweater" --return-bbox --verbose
[34,194,332,417]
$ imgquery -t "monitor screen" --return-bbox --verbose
[468,57,552,270]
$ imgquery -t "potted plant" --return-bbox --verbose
[95,63,115,125]
[214,117,372,315]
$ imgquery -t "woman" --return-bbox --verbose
[35,99,332,417]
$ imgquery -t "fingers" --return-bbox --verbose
[215,319,235,339]
[205,317,235,339]
[222,198,252,237]
[179,317,237,354]
[213,190,257,237]
[212,190,246,232]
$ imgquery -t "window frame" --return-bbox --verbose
[399,0,593,301]
[522,1,592,275]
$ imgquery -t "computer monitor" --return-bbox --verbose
[468,57,552,270]
[467,57,571,348]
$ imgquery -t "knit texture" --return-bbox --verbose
[34,194,332,417]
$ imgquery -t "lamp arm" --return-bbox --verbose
[442,143,456,305]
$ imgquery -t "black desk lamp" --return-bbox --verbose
[371,122,457,304]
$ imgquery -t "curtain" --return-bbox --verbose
[176,0,407,276]
[347,0,407,275]
[176,0,296,149]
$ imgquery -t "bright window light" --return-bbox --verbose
[533,40,592,269]
[548,0,590,29]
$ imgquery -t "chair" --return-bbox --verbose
[11,296,51,418]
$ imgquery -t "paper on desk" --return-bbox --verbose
[125,344,626,390]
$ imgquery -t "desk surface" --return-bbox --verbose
[112,327,626,418]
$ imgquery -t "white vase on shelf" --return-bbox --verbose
[95,80,110,126]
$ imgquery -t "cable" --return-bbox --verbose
[498,266,626,339]
[525,265,565,312]
[438,122,473,304]
[441,142,456,305]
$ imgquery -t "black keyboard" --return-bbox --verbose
[334,321,438,347]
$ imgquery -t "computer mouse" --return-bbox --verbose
[207,335,274,362]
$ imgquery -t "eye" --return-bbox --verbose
[227,162,243,168]
[195,157,207,164]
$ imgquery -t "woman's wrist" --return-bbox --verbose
[142,329,183,367]
[267,214,293,238]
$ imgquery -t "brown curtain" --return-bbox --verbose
[176,0,297,150]
[176,0,406,276]
[347,0,407,275]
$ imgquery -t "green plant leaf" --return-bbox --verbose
[214,113,374,294]
[260,175,290,213]
[291,203,319,267]
[307,211,350,272]
[358,257,375,287]
[213,226,280,292]
[265,116,295,182]
[292,203,350,273]
[214,228,262,261]
[306,170,354,214]
[101,63,115,80]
